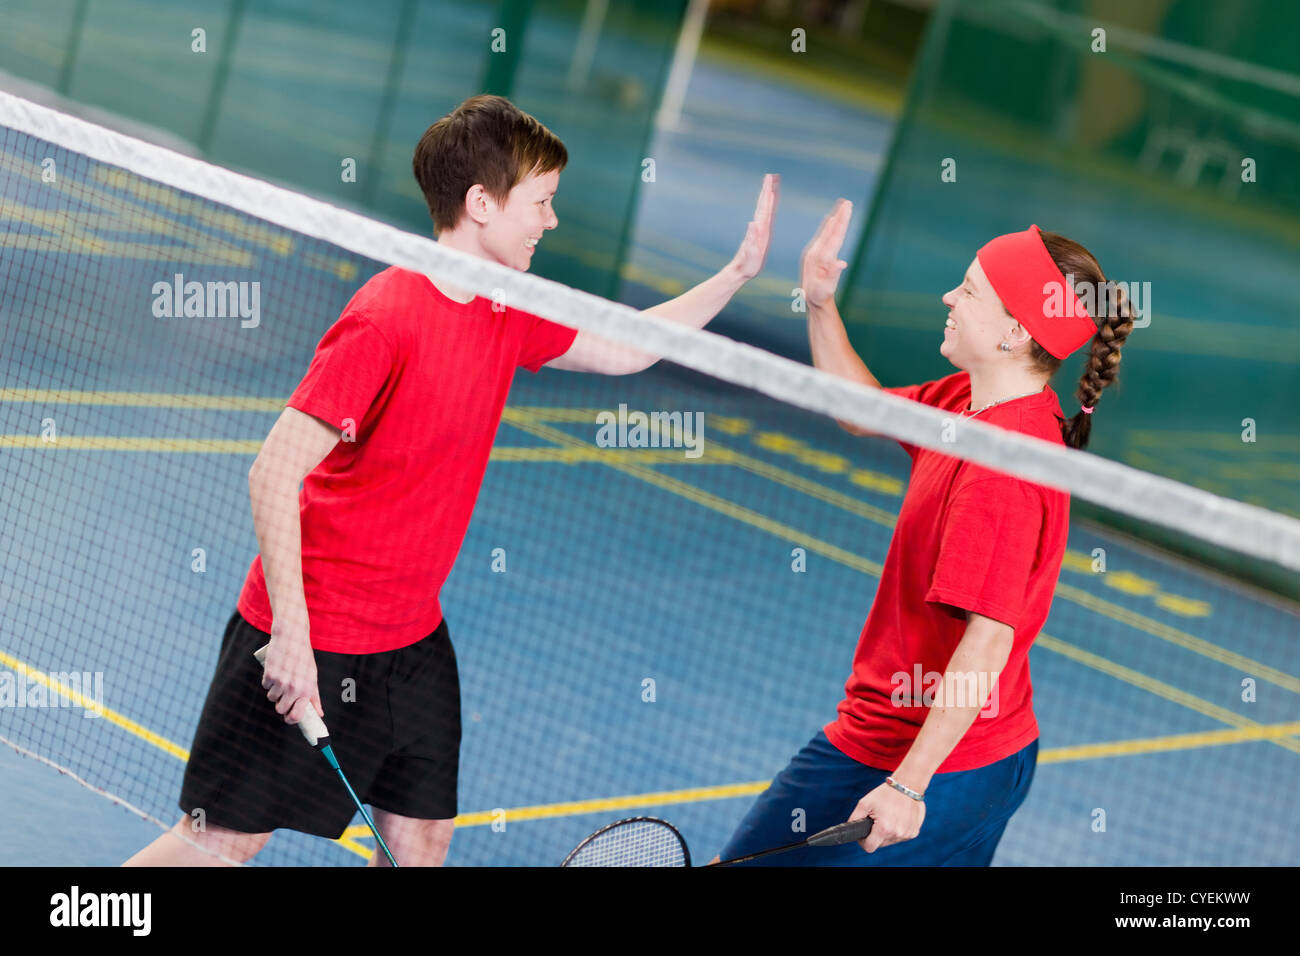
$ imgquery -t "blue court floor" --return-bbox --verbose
[1,33,1296,867]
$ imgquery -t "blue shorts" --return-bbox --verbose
[718,731,1037,866]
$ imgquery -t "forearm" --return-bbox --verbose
[248,465,309,631]
[808,299,881,435]
[890,628,1013,794]
[573,263,747,375]
[643,262,747,331]
[808,299,879,389]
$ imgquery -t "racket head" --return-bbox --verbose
[561,816,691,867]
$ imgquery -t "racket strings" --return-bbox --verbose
[565,819,688,867]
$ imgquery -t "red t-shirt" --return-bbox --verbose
[824,371,1069,772]
[237,266,578,653]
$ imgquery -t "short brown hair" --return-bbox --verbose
[413,94,567,234]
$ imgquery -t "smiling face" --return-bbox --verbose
[940,257,1026,370]
[478,167,560,272]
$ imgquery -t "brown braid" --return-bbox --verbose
[1025,229,1135,450]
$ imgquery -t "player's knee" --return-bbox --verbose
[376,813,454,865]
[406,816,454,851]
[172,817,271,863]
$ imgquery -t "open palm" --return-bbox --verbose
[729,173,780,280]
[801,198,853,308]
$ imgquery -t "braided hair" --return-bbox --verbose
[1026,229,1135,450]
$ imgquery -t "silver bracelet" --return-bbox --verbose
[885,776,925,801]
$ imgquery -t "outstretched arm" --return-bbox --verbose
[802,199,885,436]
[546,174,779,375]
[848,612,1015,853]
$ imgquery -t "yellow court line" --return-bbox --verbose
[503,414,1300,749]
[0,144,302,263]
[501,411,1294,697]
[489,447,713,465]
[506,408,901,523]
[0,390,286,410]
[504,412,897,546]
[0,649,189,761]
[505,408,1299,695]
[4,395,1292,689]
[503,412,884,577]
[7,401,1296,850]
[334,836,373,859]
[706,445,899,525]
[1,142,350,279]
[91,166,296,258]
[506,406,622,422]
[1128,430,1300,450]
[1034,633,1300,757]
[4,600,1291,861]
[1053,584,1300,695]
[340,719,1300,840]
[1039,720,1300,763]
[452,781,770,829]
[9,623,1285,853]
[0,154,255,268]
[618,261,688,298]
[0,435,714,465]
[0,436,263,453]
[0,644,372,861]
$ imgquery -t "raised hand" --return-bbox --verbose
[801,198,853,309]
[728,173,780,281]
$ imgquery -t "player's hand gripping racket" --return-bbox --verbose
[561,815,873,867]
[253,643,398,867]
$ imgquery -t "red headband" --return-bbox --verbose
[976,225,1096,359]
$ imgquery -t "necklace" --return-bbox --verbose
[962,387,1042,417]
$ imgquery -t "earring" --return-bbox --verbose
[999,342,1011,352]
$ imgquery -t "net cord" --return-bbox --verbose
[2,89,1297,572]
[0,734,248,866]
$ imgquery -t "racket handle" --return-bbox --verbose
[252,643,330,748]
[807,817,874,847]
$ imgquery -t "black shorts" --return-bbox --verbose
[179,609,461,838]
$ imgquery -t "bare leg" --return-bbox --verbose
[365,810,454,867]
[123,817,271,866]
